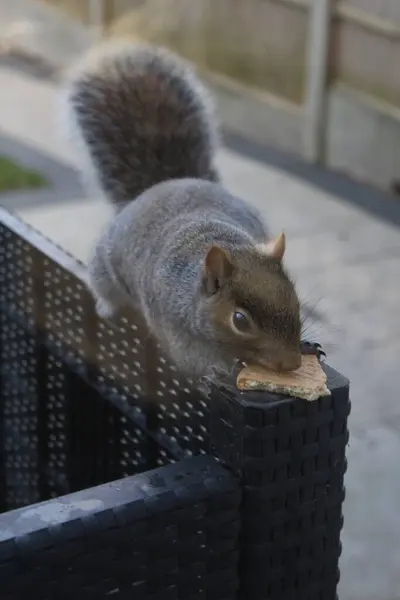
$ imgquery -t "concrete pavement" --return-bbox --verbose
[1,26,400,600]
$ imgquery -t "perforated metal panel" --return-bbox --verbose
[0,213,214,512]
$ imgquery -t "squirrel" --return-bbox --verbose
[61,39,323,385]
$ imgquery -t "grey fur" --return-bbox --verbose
[63,41,302,383]
[88,178,301,381]
[62,39,220,210]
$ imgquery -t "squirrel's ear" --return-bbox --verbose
[265,232,285,261]
[204,246,233,294]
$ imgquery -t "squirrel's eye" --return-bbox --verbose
[232,311,252,333]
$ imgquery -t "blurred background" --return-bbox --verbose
[0,1,399,598]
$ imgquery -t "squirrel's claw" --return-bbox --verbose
[300,340,326,361]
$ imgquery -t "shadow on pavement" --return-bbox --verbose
[224,129,400,229]
[0,132,84,210]
[0,50,57,82]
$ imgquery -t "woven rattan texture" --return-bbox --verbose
[0,210,350,600]
[0,456,240,600]
[212,380,350,600]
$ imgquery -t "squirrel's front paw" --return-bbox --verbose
[204,363,237,388]
[300,340,326,361]
[96,298,116,320]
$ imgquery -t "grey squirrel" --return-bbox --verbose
[61,39,323,384]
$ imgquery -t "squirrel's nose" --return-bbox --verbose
[269,355,301,372]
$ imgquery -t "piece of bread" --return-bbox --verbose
[236,354,330,401]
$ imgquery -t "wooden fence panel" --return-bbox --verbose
[345,0,400,24]
[108,0,309,103]
[333,3,400,106]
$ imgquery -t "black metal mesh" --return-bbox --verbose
[0,208,350,600]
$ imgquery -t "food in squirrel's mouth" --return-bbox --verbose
[236,354,330,401]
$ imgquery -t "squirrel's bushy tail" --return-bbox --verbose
[60,39,220,209]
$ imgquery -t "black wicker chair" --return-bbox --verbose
[0,207,350,600]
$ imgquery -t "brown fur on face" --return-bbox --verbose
[202,242,302,372]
